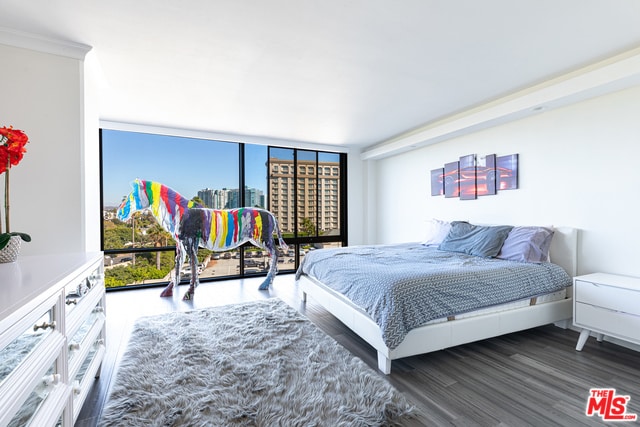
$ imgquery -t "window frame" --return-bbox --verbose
[99,128,347,291]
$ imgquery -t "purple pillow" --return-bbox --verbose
[497,226,554,263]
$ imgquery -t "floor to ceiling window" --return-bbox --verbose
[100,128,347,290]
[268,148,345,273]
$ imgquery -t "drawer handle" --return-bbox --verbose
[69,342,80,351]
[96,338,105,346]
[33,321,56,332]
[66,299,78,305]
[93,306,104,313]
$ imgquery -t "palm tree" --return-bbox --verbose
[146,224,170,270]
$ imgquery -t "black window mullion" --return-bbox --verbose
[266,146,272,212]
[239,143,246,204]
[239,143,245,276]
[293,149,298,239]
[99,128,105,251]
[340,152,348,246]
[312,152,317,239]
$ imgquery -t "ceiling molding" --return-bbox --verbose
[100,120,350,154]
[362,46,640,160]
[0,26,91,60]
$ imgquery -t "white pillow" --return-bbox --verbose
[422,219,451,246]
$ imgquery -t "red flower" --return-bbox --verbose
[1,125,29,235]
[0,126,29,174]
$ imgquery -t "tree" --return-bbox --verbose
[299,217,318,237]
[103,220,133,249]
[146,223,171,269]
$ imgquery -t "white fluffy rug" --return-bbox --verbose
[99,298,415,426]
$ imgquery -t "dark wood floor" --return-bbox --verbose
[76,274,640,426]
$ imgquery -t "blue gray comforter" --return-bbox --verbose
[295,243,572,349]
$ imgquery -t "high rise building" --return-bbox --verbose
[212,189,227,209]
[226,188,240,209]
[197,188,215,208]
[244,187,264,208]
[268,158,340,234]
[197,187,264,210]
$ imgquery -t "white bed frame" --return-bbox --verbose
[297,227,578,374]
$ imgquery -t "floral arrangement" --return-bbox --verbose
[0,126,31,251]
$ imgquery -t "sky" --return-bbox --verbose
[101,129,270,207]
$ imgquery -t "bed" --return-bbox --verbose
[295,223,577,374]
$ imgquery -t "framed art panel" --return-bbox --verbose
[459,154,476,200]
[444,161,459,198]
[477,154,496,196]
[497,154,519,190]
[430,168,444,196]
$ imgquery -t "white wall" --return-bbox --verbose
[82,51,102,252]
[373,84,640,277]
[346,148,365,245]
[0,42,90,255]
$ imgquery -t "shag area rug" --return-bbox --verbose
[100,298,415,426]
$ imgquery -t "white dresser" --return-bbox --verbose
[0,252,105,427]
[573,272,640,351]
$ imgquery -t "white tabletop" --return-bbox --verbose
[0,252,103,326]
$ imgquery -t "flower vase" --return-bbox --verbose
[0,235,22,263]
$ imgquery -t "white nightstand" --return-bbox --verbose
[573,273,640,351]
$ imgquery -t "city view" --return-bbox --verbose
[101,129,344,289]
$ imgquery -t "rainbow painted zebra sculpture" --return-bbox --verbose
[117,179,288,299]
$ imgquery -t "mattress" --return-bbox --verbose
[422,288,567,325]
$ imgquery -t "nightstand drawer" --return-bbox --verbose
[575,302,640,343]
[575,280,640,316]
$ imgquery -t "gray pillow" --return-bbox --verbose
[497,226,555,263]
[438,221,513,258]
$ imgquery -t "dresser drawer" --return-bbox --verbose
[6,361,69,427]
[72,341,106,421]
[1,331,67,427]
[0,296,58,392]
[67,282,105,340]
[575,302,640,344]
[575,280,640,316]
[64,265,103,318]
[68,301,105,380]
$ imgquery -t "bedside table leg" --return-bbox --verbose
[576,329,591,351]
[596,333,604,342]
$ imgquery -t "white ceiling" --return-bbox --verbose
[2,1,640,151]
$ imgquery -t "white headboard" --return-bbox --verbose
[475,223,579,277]
[549,226,578,277]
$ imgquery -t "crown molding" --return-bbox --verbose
[0,26,91,60]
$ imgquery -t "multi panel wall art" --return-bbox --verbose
[431,153,518,200]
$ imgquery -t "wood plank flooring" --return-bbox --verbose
[75,274,640,426]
